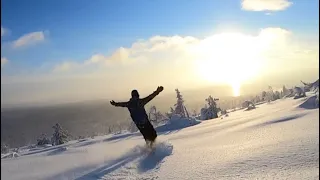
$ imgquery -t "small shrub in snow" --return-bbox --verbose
[220,109,227,116]
[165,107,175,119]
[246,105,256,111]
[293,87,306,99]
[242,100,255,110]
[274,91,281,100]
[200,96,220,120]
[148,105,168,126]
[37,134,51,146]
[78,136,85,140]
[1,143,9,154]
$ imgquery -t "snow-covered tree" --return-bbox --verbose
[192,110,198,117]
[149,105,157,120]
[200,96,220,120]
[220,109,228,115]
[282,85,289,97]
[165,107,175,119]
[1,143,9,154]
[274,91,281,100]
[148,105,167,126]
[254,95,261,103]
[37,133,51,146]
[174,89,187,118]
[265,86,276,102]
[128,121,138,132]
[51,123,69,146]
[108,126,113,134]
[261,91,267,101]
[242,100,255,110]
[300,80,317,92]
[293,86,306,99]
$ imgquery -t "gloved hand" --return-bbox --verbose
[110,100,116,106]
[157,86,164,92]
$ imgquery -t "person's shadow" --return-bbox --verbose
[75,142,173,180]
[75,154,140,180]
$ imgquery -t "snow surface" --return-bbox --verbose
[1,94,319,180]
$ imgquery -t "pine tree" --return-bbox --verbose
[148,105,166,125]
[261,91,267,101]
[274,91,281,100]
[174,89,186,118]
[108,126,113,134]
[266,86,276,102]
[148,106,157,122]
[51,123,69,146]
[255,95,261,103]
[204,95,219,119]
[282,85,288,97]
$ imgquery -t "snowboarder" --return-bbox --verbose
[110,86,164,147]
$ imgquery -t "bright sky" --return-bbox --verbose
[1,0,319,106]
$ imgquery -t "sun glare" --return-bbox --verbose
[194,32,263,96]
[232,81,240,97]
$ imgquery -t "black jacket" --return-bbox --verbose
[113,90,160,124]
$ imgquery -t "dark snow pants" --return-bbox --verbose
[136,120,157,143]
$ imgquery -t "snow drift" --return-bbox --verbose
[298,95,319,109]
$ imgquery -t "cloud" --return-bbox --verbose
[53,28,295,76]
[53,61,79,72]
[3,27,318,106]
[258,27,291,47]
[12,31,45,48]
[55,35,199,72]
[1,57,9,67]
[1,26,7,37]
[51,27,304,88]
[241,0,293,11]
[84,48,130,66]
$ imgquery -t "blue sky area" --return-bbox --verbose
[1,0,318,74]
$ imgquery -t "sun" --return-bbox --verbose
[232,81,241,97]
[194,32,263,96]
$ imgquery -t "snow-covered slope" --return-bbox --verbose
[1,95,319,180]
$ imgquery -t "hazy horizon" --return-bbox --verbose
[2,75,318,108]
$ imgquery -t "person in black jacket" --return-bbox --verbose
[110,86,164,147]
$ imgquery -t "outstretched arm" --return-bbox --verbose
[110,100,129,107]
[141,86,164,105]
